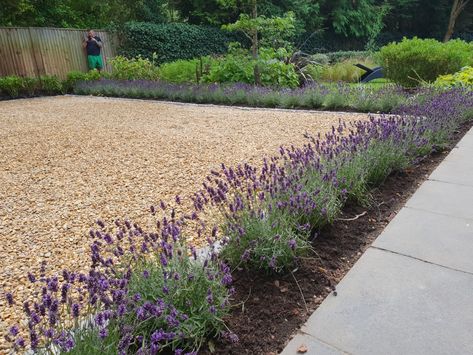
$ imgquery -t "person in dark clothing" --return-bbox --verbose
[82,30,103,71]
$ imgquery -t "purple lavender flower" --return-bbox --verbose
[9,325,19,336]
[15,337,25,348]
[99,327,108,339]
[5,292,14,305]
[27,272,36,283]
[72,303,80,318]
[288,239,297,251]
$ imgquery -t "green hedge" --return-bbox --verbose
[0,75,64,98]
[119,22,240,64]
[379,37,473,87]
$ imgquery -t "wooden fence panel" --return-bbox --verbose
[0,27,117,79]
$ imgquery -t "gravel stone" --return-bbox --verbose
[0,95,368,349]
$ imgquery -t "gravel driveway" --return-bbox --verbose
[0,95,368,344]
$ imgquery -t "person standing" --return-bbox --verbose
[82,30,103,71]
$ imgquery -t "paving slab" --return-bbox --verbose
[373,207,473,273]
[430,148,473,187]
[405,180,473,220]
[429,137,473,186]
[281,333,347,355]
[300,248,473,355]
[456,129,473,147]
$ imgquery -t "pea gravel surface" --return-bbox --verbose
[0,95,368,348]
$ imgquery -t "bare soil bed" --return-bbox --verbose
[0,95,368,348]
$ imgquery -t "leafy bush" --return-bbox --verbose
[325,50,373,63]
[0,76,29,97]
[159,58,217,84]
[203,48,299,88]
[0,75,64,98]
[379,37,473,87]
[74,80,408,113]
[119,22,239,64]
[304,58,377,83]
[64,70,102,92]
[109,55,160,80]
[5,211,233,354]
[435,66,473,88]
[39,75,64,94]
[309,53,330,66]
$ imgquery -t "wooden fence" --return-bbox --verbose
[0,27,118,79]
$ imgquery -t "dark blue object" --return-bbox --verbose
[354,63,384,83]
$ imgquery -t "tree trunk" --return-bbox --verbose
[251,0,261,86]
[444,0,470,42]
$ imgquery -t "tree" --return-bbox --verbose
[444,0,471,41]
[221,0,295,84]
[329,0,389,39]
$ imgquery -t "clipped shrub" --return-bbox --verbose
[119,22,239,64]
[0,76,29,97]
[435,66,473,88]
[64,70,102,92]
[39,75,64,94]
[0,75,64,97]
[379,37,473,87]
[109,55,160,80]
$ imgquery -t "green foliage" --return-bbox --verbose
[222,11,296,51]
[336,140,409,205]
[121,249,229,352]
[325,50,374,63]
[0,75,65,98]
[39,75,64,94]
[435,66,473,88]
[159,58,216,83]
[0,76,29,97]
[220,202,311,273]
[331,0,389,40]
[203,47,299,87]
[109,55,160,80]
[304,58,376,83]
[203,55,254,84]
[57,243,231,354]
[75,79,406,113]
[119,22,236,64]
[379,37,473,87]
[0,0,174,28]
[64,69,102,92]
[309,53,330,66]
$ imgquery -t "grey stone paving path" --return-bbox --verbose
[281,128,473,355]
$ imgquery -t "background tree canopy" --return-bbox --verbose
[1,0,472,51]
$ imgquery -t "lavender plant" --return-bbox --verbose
[74,80,409,113]
[191,88,473,272]
[4,207,234,354]
[4,85,473,354]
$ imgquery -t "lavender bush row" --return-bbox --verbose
[193,88,473,272]
[4,87,473,353]
[74,80,409,113]
[5,204,235,354]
